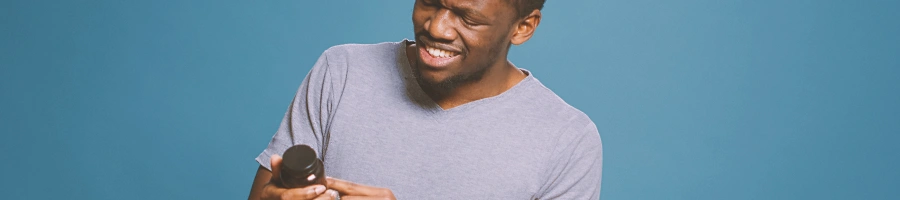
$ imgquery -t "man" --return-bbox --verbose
[248,0,602,199]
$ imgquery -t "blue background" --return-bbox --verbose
[1,0,898,199]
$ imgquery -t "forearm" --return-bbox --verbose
[248,166,273,200]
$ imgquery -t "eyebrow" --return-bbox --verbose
[449,3,488,20]
[431,0,491,21]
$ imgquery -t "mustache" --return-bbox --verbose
[415,31,465,53]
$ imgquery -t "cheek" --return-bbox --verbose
[460,33,493,53]
[466,28,509,51]
[411,11,427,30]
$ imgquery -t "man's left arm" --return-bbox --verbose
[536,121,603,199]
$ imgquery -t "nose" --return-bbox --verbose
[424,9,458,42]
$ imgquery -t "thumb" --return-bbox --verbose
[270,154,283,183]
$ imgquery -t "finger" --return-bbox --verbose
[325,177,363,195]
[311,189,340,200]
[261,182,289,199]
[280,184,327,200]
[326,177,392,197]
[270,154,283,182]
[340,196,393,200]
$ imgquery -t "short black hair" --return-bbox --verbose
[511,0,546,18]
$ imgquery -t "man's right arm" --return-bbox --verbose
[249,48,348,199]
[248,166,274,200]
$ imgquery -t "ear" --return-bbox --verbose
[510,9,542,45]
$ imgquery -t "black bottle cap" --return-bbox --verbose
[282,145,319,174]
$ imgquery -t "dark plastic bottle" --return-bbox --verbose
[279,145,326,188]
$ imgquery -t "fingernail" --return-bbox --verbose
[314,185,326,194]
[330,189,339,197]
[307,174,317,181]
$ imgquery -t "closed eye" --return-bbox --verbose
[461,16,482,26]
[419,0,438,7]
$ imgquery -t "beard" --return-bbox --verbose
[412,40,505,96]
[413,63,488,94]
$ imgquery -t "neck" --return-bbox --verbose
[406,44,526,110]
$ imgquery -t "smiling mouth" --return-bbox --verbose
[418,42,462,68]
[424,45,460,58]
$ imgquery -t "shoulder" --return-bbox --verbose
[521,77,596,128]
[517,76,601,144]
[305,41,404,80]
[319,42,403,63]
[519,77,602,197]
[311,42,405,78]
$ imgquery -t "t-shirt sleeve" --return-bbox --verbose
[536,121,604,199]
[255,50,346,171]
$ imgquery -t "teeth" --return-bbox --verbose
[426,46,457,58]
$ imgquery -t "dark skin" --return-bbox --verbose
[409,0,542,109]
[248,155,394,200]
[249,0,541,199]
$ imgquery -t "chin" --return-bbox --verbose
[417,70,451,84]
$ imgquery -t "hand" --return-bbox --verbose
[259,154,339,200]
[326,177,397,200]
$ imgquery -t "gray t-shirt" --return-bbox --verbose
[256,40,602,199]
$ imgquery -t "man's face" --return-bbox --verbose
[412,0,519,91]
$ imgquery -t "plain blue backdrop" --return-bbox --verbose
[1,0,898,199]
